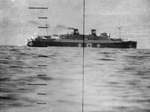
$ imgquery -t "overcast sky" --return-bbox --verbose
[0,0,150,48]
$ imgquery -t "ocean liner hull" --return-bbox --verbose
[27,40,137,48]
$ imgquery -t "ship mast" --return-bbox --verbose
[118,20,121,39]
[29,7,49,36]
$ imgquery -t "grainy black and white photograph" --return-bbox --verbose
[0,0,150,112]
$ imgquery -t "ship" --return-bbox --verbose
[27,28,137,48]
[27,6,137,48]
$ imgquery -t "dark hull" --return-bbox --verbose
[27,40,137,48]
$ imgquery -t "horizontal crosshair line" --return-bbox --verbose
[29,7,48,9]
[38,74,47,76]
[28,84,47,86]
[37,93,47,95]
[38,27,48,28]
[38,17,48,19]
[37,103,46,105]
[38,65,47,66]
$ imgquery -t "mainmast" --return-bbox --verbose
[29,7,49,36]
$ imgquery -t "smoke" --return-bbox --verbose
[68,27,75,30]
[55,25,68,29]
[52,24,75,34]
[55,25,75,30]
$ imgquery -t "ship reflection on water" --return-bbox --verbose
[0,46,150,112]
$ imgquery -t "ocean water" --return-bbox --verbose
[0,46,150,112]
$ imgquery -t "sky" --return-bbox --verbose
[0,0,150,48]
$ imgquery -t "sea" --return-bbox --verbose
[0,46,150,112]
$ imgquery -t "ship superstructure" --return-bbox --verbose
[27,29,137,48]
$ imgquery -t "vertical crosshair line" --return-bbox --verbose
[82,0,85,112]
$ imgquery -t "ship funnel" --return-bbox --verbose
[73,29,79,35]
[91,29,96,36]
